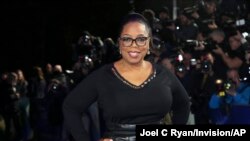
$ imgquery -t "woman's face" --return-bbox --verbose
[119,21,150,64]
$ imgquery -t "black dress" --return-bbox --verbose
[63,63,190,141]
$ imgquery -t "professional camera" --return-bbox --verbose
[214,78,237,97]
[78,55,94,70]
[152,36,165,50]
[79,31,92,46]
[47,79,62,95]
[182,39,199,48]
[200,59,212,73]
[172,54,186,73]
[183,5,198,14]
[202,38,218,51]
[224,79,236,91]
[239,64,250,83]
[175,62,186,73]
[181,38,218,52]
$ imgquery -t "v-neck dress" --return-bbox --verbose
[63,62,190,141]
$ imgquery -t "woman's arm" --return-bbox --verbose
[169,72,190,124]
[63,72,98,141]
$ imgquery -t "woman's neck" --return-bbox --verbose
[119,59,147,72]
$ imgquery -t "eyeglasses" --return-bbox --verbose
[119,36,150,47]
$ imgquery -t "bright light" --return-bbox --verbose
[216,79,223,84]
[65,70,74,74]
[178,54,183,61]
[242,32,249,38]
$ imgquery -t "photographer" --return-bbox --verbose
[209,69,250,124]
[192,0,218,36]
[212,27,246,71]
[190,53,217,124]
[73,31,104,69]
[209,29,229,80]
[175,8,199,41]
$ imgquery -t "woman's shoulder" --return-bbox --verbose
[88,63,113,76]
[98,63,113,72]
[153,62,172,75]
[79,63,113,84]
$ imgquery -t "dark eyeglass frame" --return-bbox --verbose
[119,36,150,47]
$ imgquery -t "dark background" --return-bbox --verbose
[1,0,164,72]
[1,0,131,72]
[3,0,194,73]
[2,0,245,73]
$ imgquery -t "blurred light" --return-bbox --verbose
[66,70,74,74]
[216,79,223,84]
[178,54,183,61]
[242,32,249,38]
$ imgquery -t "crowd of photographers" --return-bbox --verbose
[0,0,250,140]
[154,0,250,125]
[52,0,250,127]
[142,0,250,125]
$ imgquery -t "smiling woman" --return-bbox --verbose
[63,12,190,141]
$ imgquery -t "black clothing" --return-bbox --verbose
[63,63,190,141]
[212,42,229,80]
[228,46,246,63]
[190,70,216,124]
[213,53,229,80]
[104,119,164,139]
[1,82,22,141]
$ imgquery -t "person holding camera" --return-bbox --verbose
[212,28,246,70]
[63,12,190,141]
[209,69,250,124]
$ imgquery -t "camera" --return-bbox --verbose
[215,79,225,97]
[47,79,61,95]
[180,38,217,52]
[78,55,94,70]
[201,19,214,25]
[202,38,218,51]
[182,40,199,48]
[236,19,246,27]
[190,58,197,66]
[172,54,186,73]
[224,79,236,90]
[214,78,237,97]
[200,60,212,73]
[152,36,165,50]
[175,62,186,73]
[239,64,250,83]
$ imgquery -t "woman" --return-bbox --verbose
[63,12,190,141]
